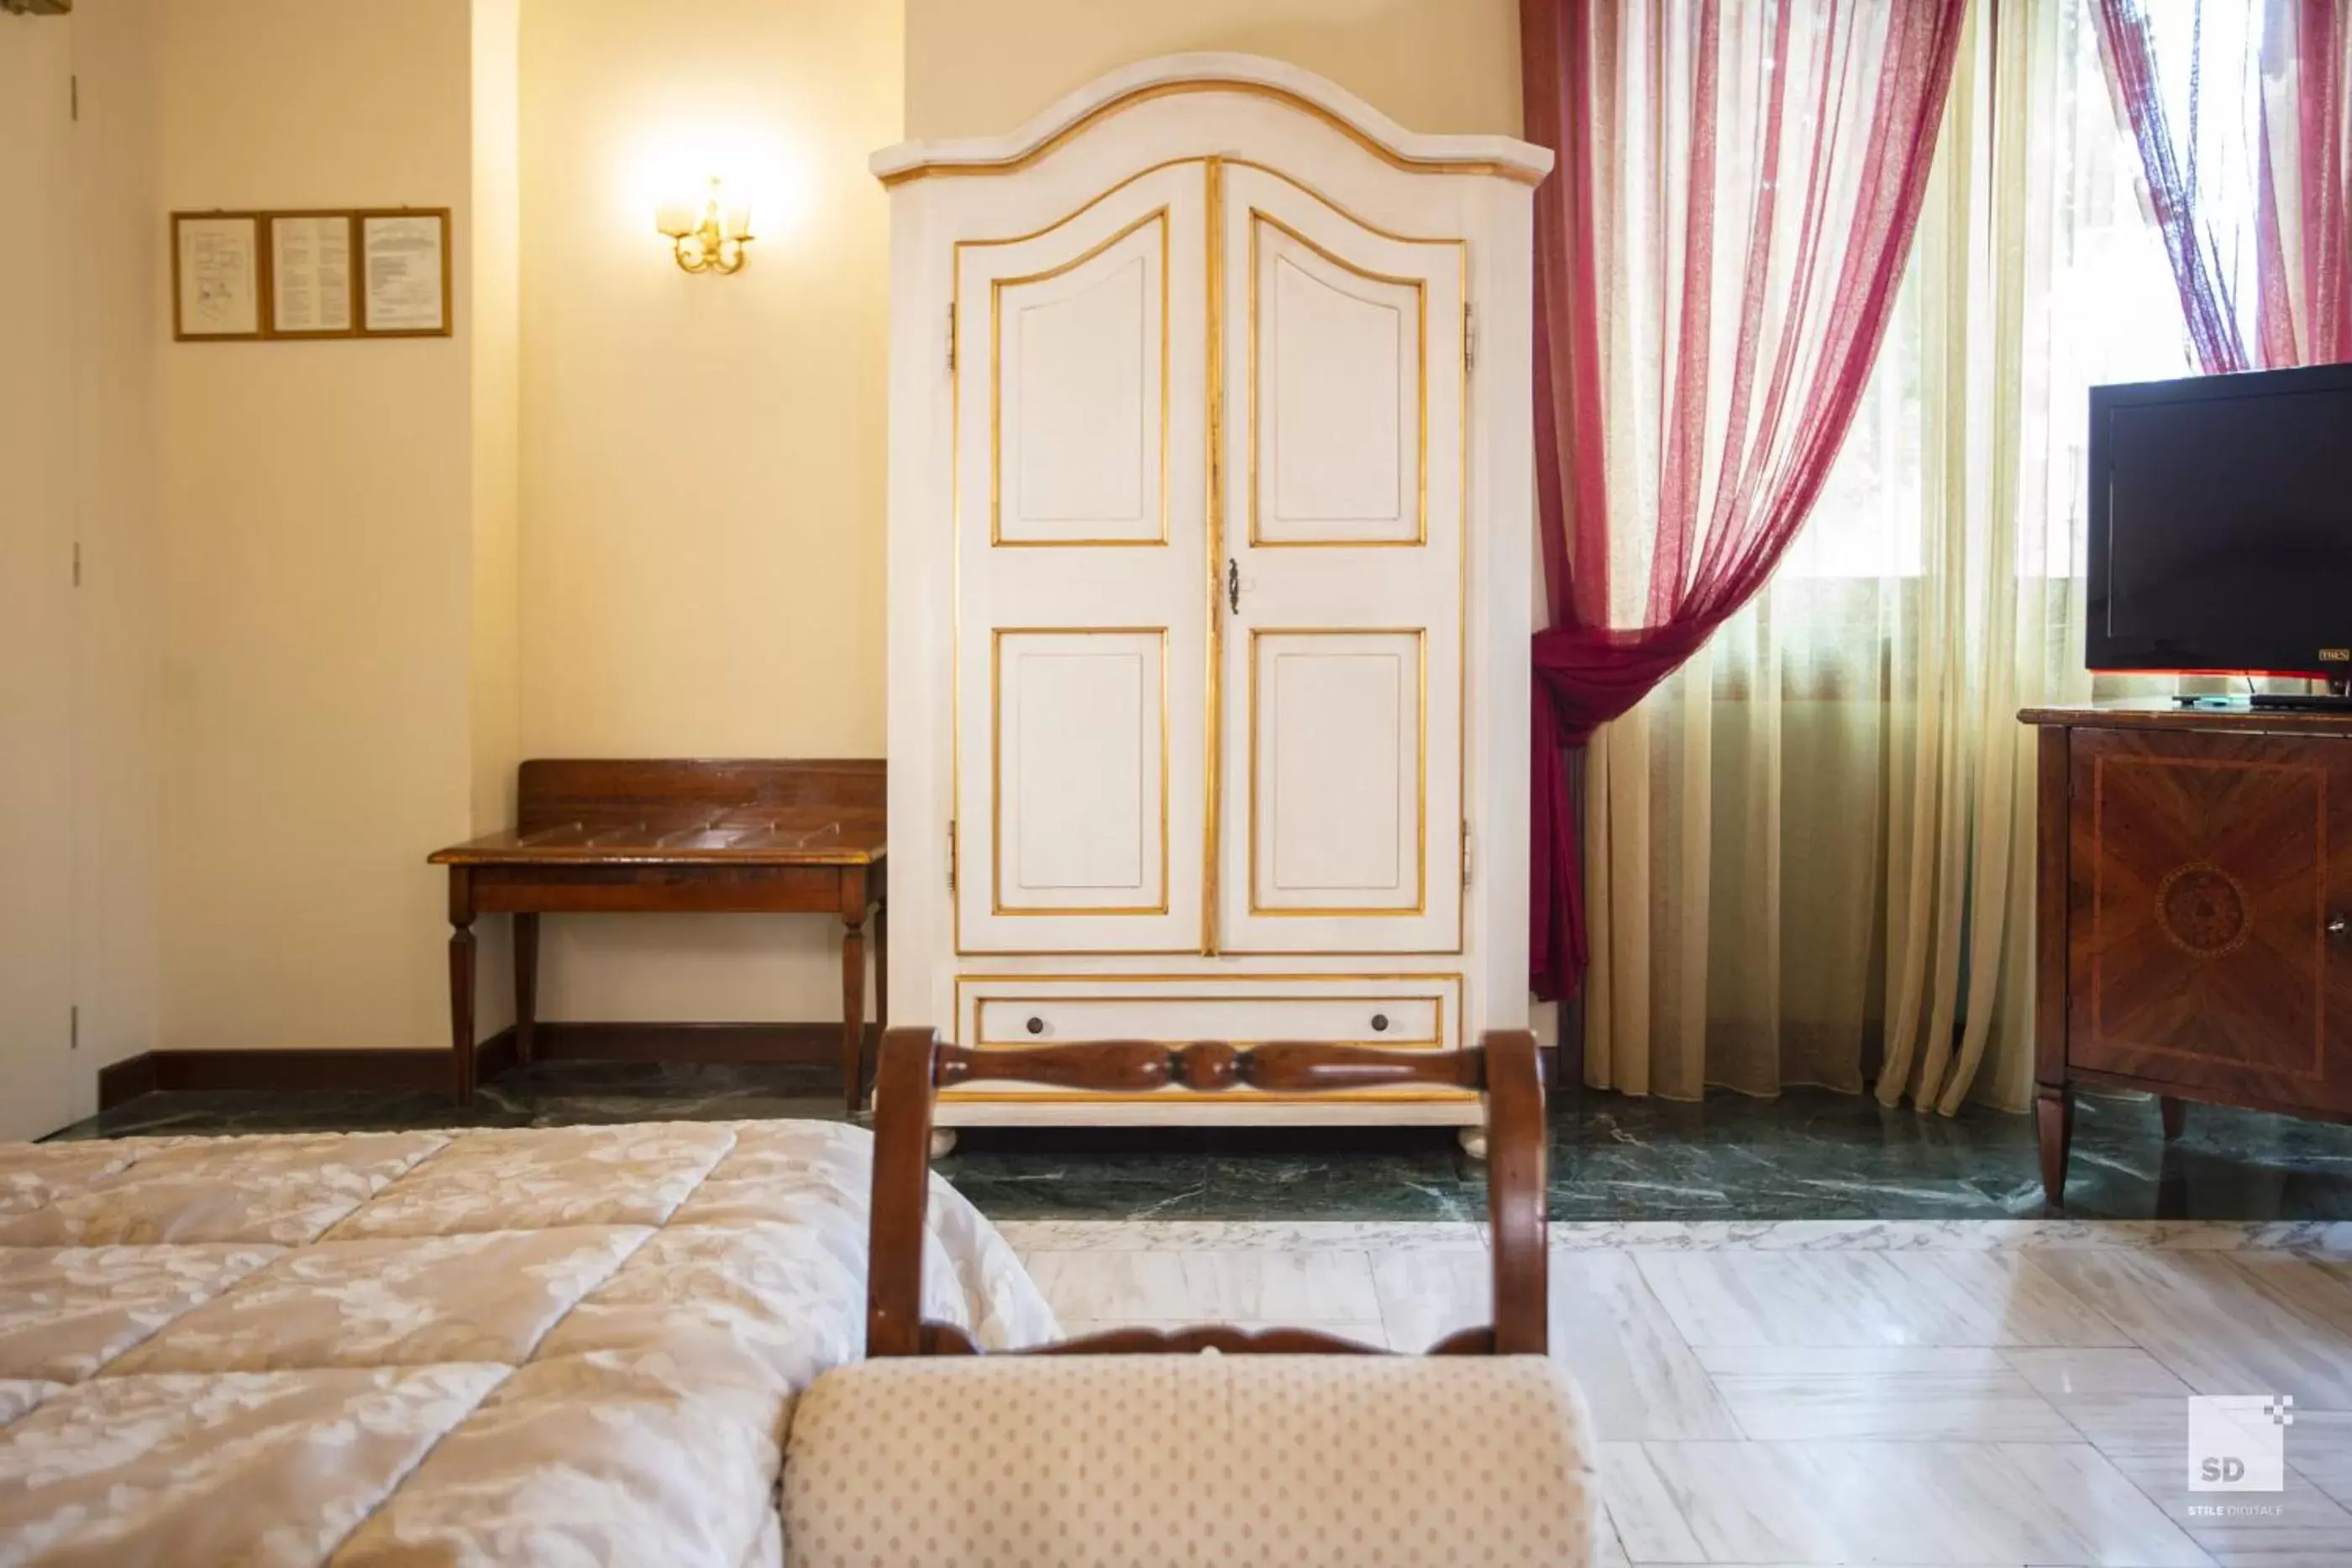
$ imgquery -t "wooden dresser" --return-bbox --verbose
[2024,701,2352,1204]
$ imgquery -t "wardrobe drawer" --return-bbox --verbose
[963,980,1455,1052]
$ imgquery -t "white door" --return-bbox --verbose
[1213,162,1466,953]
[0,13,81,1138]
[953,162,1210,953]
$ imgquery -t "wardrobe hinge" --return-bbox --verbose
[946,820,958,890]
[946,303,956,370]
[70,76,79,122]
[1464,302,1475,370]
[71,542,81,587]
[1462,821,1474,888]
[68,1004,78,1052]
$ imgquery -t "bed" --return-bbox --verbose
[0,1120,1057,1567]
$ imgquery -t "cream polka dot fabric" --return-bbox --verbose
[783,1355,1597,1567]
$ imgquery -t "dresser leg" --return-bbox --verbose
[2035,1083,2073,1207]
[2160,1096,2187,1141]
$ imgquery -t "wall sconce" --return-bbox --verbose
[654,177,753,275]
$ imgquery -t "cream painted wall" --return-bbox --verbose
[903,0,1523,140]
[1,12,83,1135]
[0,0,165,1130]
[157,0,480,1052]
[71,0,168,1093]
[516,0,900,1023]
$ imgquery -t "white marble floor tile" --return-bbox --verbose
[2089,1438,2352,1567]
[1369,1247,1741,1439]
[2002,1346,2198,1398]
[1368,1245,1488,1352]
[1629,1438,2213,1566]
[1597,1441,1706,1564]
[1696,1346,2078,1440]
[2215,1254,2352,1338]
[1556,1254,1744,1441]
[2028,1251,2352,1406]
[1019,1246,1382,1324]
[2009,1366,2352,1565]
[1634,1250,2132,1349]
[2282,1409,2352,1508]
[1000,1219,1487,1253]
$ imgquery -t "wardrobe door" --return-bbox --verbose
[1212,162,1466,954]
[952,163,1210,954]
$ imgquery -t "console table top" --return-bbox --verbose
[2019,697,2352,736]
[429,758,885,868]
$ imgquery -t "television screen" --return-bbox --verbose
[2087,363,2352,677]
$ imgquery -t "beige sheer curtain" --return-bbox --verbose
[1581,0,2195,1111]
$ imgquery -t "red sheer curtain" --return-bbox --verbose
[1520,0,1969,1000]
[2092,0,2352,370]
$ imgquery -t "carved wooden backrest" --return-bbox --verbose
[866,1028,1548,1356]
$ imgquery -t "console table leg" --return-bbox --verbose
[448,868,477,1106]
[874,900,888,1038]
[512,913,539,1069]
[2035,1083,2073,1207]
[841,910,868,1117]
[2160,1095,2187,1141]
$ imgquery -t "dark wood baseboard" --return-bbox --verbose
[97,1021,878,1110]
[98,1048,452,1108]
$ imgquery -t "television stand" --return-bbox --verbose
[2019,702,2352,1208]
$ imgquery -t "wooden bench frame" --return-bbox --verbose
[866,1026,1548,1357]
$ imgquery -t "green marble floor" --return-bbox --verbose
[50,1060,2352,1222]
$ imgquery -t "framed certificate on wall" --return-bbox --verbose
[358,209,452,337]
[171,213,263,339]
[169,206,453,342]
[268,212,356,337]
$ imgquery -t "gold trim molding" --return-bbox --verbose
[878,79,1546,188]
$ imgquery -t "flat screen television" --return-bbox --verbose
[2087,362,2352,690]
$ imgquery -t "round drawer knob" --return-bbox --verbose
[1371,1014,1389,1033]
[1026,1016,1045,1036]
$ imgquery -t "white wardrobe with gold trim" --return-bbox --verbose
[874,55,1549,1135]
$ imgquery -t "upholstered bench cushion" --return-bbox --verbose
[781,1354,1596,1567]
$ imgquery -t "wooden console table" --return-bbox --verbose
[2023,701,2352,1205]
[429,759,885,1110]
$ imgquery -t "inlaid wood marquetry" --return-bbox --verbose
[2071,731,2330,1086]
[2154,863,2253,958]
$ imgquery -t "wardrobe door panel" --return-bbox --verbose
[1253,217,1423,547]
[995,213,1167,546]
[1215,162,1464,953]
[953,164,1209,953]
[1250,629,1423,912]
[994,628,1168,915]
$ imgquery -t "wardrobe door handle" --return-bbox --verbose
[2329,914,2349,938]
[1370,1014,1389,1034]
[1226,558,1241,616]
[1026,1016,1045,1036]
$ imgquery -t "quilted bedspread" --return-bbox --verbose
[0,1121,1057,1567]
